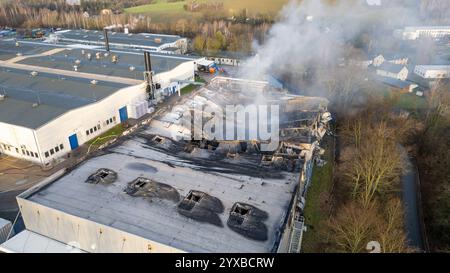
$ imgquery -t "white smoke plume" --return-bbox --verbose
[241,0,425,94]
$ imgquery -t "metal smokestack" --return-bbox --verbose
[104,29,110,52]
[144,51,155,100]
[144,51,152,72]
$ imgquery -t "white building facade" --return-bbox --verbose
[395,26,450,40]
[414,65,450,79]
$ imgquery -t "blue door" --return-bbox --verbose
[172,86,176,94]
[119,106,128,122]
[68,134,79,150]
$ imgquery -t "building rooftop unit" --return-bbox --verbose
[51,29,185,50]
[11,77,330,253]
[0,67,129,129]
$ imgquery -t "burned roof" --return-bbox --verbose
[26,132,299,252]
[23,77,328,252]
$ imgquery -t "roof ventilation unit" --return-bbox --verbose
[91,80,98,85]
[177,190,225,227]
[85,168,117,185]
[75,59,81,65]
[30,71,38,77]
[0,94,6,101]
[227,202,269,241]
[32,103,39,108]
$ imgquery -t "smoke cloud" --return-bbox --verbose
[240,0,426,97]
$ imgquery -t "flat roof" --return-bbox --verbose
[27,135,298,253]
[24,77,328,253]
[0,39,199,129]
[0,67,129,129]
[53,29,184,48]
[0,39,196,77]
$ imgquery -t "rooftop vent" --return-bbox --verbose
[30,71,38,77]
[125,177,180,203]
[0,94,6,101]
[16,52,22,57]
[129,66,135,72]
[85,168,117,185]
[75,59,81,65]
[227,203,269,241]
[32,102,39,108]
[152,136,164,144]
[177,190,224,227]
[91,80,98,85]
[154,38,162,43]
[15,42,19,47]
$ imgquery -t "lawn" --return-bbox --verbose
[86,124,126,146]
[125,0,289,22]
[301,135,335,253]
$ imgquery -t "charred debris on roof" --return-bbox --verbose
[177,190,225,227]
[85,168,117,185]
[125,177,180,203]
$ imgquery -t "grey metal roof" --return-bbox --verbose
[0,40,52,61]
[377,63,407,74]
[53,29,183,49]
[0,39,199,129]
[0,67,129,129]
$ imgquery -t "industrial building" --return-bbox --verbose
[414,65,450,79]
[0,38,201,166]
[394,26,450,40]
[0,77,332,253]
[47,29,188,54]
[376,63,409,81]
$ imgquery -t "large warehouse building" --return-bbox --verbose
[0,38,201,167]
[47,29,188,54]
[0,77,331,253]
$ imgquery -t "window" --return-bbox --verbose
[34,152,38,158]
[97,125,101,130]
[50,149,54,155]
[90,128,93,134]
[93,126,97,132]
[106,120,110,125]
[45,152,49,158]
[16,148,19,153]
[60,144,64,150]
[113,116,116,122]
[55,146,59,152]
[26,151,30,156]
[86,130,90,136]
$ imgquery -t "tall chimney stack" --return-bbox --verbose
[104,29,110,52]
[144,51,152,72]
[144,51,155,100]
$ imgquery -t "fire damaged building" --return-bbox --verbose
[0,77,331,253]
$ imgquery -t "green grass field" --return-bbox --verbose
[301,135,335,253]
[125,0,289,22]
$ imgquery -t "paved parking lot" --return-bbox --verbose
[0,155,64,222]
